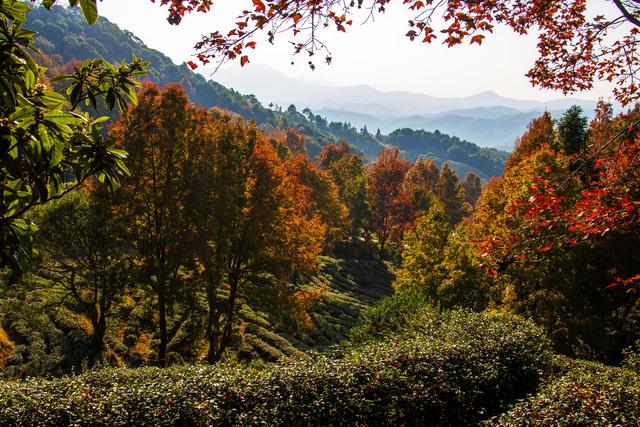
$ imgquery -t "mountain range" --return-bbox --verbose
[210,64,601,150]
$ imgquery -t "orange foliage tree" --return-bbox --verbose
[111,83,326,364]
[366,147,412,260]
[109,83,198,366]
[317,141,369,250]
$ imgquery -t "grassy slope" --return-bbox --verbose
[236,256,394,361]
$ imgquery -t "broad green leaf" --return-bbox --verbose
[79,0,98,25]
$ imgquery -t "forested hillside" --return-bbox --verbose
[27,5,506,178]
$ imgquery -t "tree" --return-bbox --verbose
[283,152,347,248]
[403,159,470,223]
[436,163,469,224]
[463,109,640,358]
[461,172,482,206]
[394,197,450,299]
[153,0,640,105]
[403,158,440,212]
[557,105,589,156]
[114,84,327,364]
[317,141,369,248]
[0,0,146,277]
[109,83,195,366]
[437,224,494,312]
[505,112,555,169]
[188,125,326,363]
[33,190,132,365]
[488,109,640,289]
[366,147,412,260]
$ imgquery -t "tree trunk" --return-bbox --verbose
[157,284,168,367]
[206,277,220,364]
[89,311,106,367]
[209,274,239,364]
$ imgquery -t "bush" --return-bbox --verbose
[622,340,640,373]
[0,310,551,426]
[488,358,640,426]
[348,289,431,343]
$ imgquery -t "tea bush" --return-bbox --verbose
[0,310,550,426]
[488,358,640,426]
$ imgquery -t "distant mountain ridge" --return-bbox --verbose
[27,5,507,179]
[316,108,554,151]
[211,64,597,116]
[211,64,601,150]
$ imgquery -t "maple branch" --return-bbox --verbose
[611,0,640,28]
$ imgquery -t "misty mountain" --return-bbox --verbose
[210,64,599,150]
[210,64,597,117]
[315,108,563,151]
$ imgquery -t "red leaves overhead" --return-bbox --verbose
[151,0,640,105]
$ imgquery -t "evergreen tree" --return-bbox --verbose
[557,105,589,155]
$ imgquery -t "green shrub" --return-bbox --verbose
[622,340,640,374]
[348,289,431,343]
[488,359,640,426]
[0,310,551,426]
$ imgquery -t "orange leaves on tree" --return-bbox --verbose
[252,0,266,13]
[367,147,413,258]
[470,34,484,45]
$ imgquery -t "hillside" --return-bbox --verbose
[317,107,554,151]
[27,4,507,178]
[384,128,507,178]
[0,255,394,377]
[236,257,394,362]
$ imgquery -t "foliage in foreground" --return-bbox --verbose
[0,309,550,426]
[488,357,640,426]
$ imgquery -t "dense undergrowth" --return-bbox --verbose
[0,308,550,426]
[488,356,640,426]
[1,291,638,426]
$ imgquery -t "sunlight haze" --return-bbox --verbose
[98,0,618,102]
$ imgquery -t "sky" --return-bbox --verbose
[97,0,621,102]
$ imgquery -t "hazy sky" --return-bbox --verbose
[98,0,621,101]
